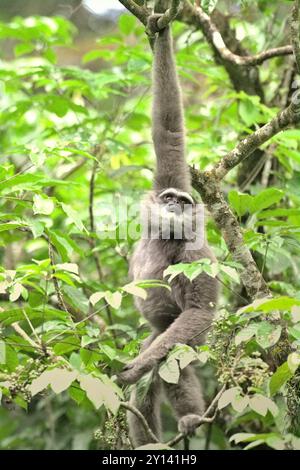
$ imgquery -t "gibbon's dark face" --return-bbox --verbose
[141,188,196,241]
[158,188,194,215]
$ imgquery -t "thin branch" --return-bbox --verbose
[157,0,181,30]
[291,0,300,73]
[120,402,159,444]
[166,385,226,448]
[244,46,293,66]
[212,101,300,180]
[11,322,44,351]
[182,1,293,66]
[118,0,149,24]
[120,0,181,32]
[48,242,69,313]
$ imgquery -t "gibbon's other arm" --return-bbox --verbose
[119,308,214,385]
[119,277,217,385]
[150,18,191,193]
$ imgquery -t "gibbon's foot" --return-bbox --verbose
[146,13,164,37]
[178,414,202,436]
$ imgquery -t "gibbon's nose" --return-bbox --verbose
[166,200,180,214]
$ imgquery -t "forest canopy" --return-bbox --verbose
[1,0,300,451]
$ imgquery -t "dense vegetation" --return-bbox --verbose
[1,0,300,450]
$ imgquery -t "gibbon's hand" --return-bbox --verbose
[118,352,157,384]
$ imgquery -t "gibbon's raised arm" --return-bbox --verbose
[152,25,191,193]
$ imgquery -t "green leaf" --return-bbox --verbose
[33,194,55,215]
[89,291,106,306]
[239,296,300,314]
[218,387,240,410]
[56,263,79,275]
[202,0,219,14]
[122,282,147,300]
[269,362,294,396]
[239,98,261,127]
[228,190,253,217]
[235,324,257,346]
[9,282,23,302]
[14,42,35,57]
[287,352,300,373]
[167,344,198,369]
[29,368,78,396]
[255,322,282,349]
[249,394,278,417]
[231,395,249,413]
[78,374,120,413]
[251,188,284,213]
[45,95,69,117]
[0,222,25,232]
[61,203,87,232]
[158,358,180,384]
[104,291,122,309]
[82,49,105,64]
[28,219,45,238]
[118,14,136,35]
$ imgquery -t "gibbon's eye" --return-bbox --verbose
[164,195,173,202]
[179,197,190,205]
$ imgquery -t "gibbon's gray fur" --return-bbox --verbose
[119,15,218,446]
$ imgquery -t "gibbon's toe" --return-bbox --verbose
[178,414,201,436]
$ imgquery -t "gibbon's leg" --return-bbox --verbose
[128,369,162,448]
[127,330,162,447]
[163,365,205,435]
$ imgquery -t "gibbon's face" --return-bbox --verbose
[141,188,197,241]
[158,188,194,215]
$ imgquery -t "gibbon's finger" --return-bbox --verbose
[146,13,164,37]
[121,362,135,372]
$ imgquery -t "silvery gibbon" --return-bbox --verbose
[119,14,219,447]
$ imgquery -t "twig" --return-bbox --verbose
[120,402,159,444]
[11,322,44,351]
[212,102,300,180]
[291,0,300,73]
[48,242,69,313]
[22,309,40,344]
[118,0,149,25]
[157,0,181,30]
[182,1,293,67]
[166,385,226,447]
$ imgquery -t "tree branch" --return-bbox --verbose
[120,401,159,444]
[291,0,300,73]
[191,169,270,299]
[118,0,149,25]
[48,241,69,313]
[156,0,181,30]
[182,1,293,66]
[212,101,300,180]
